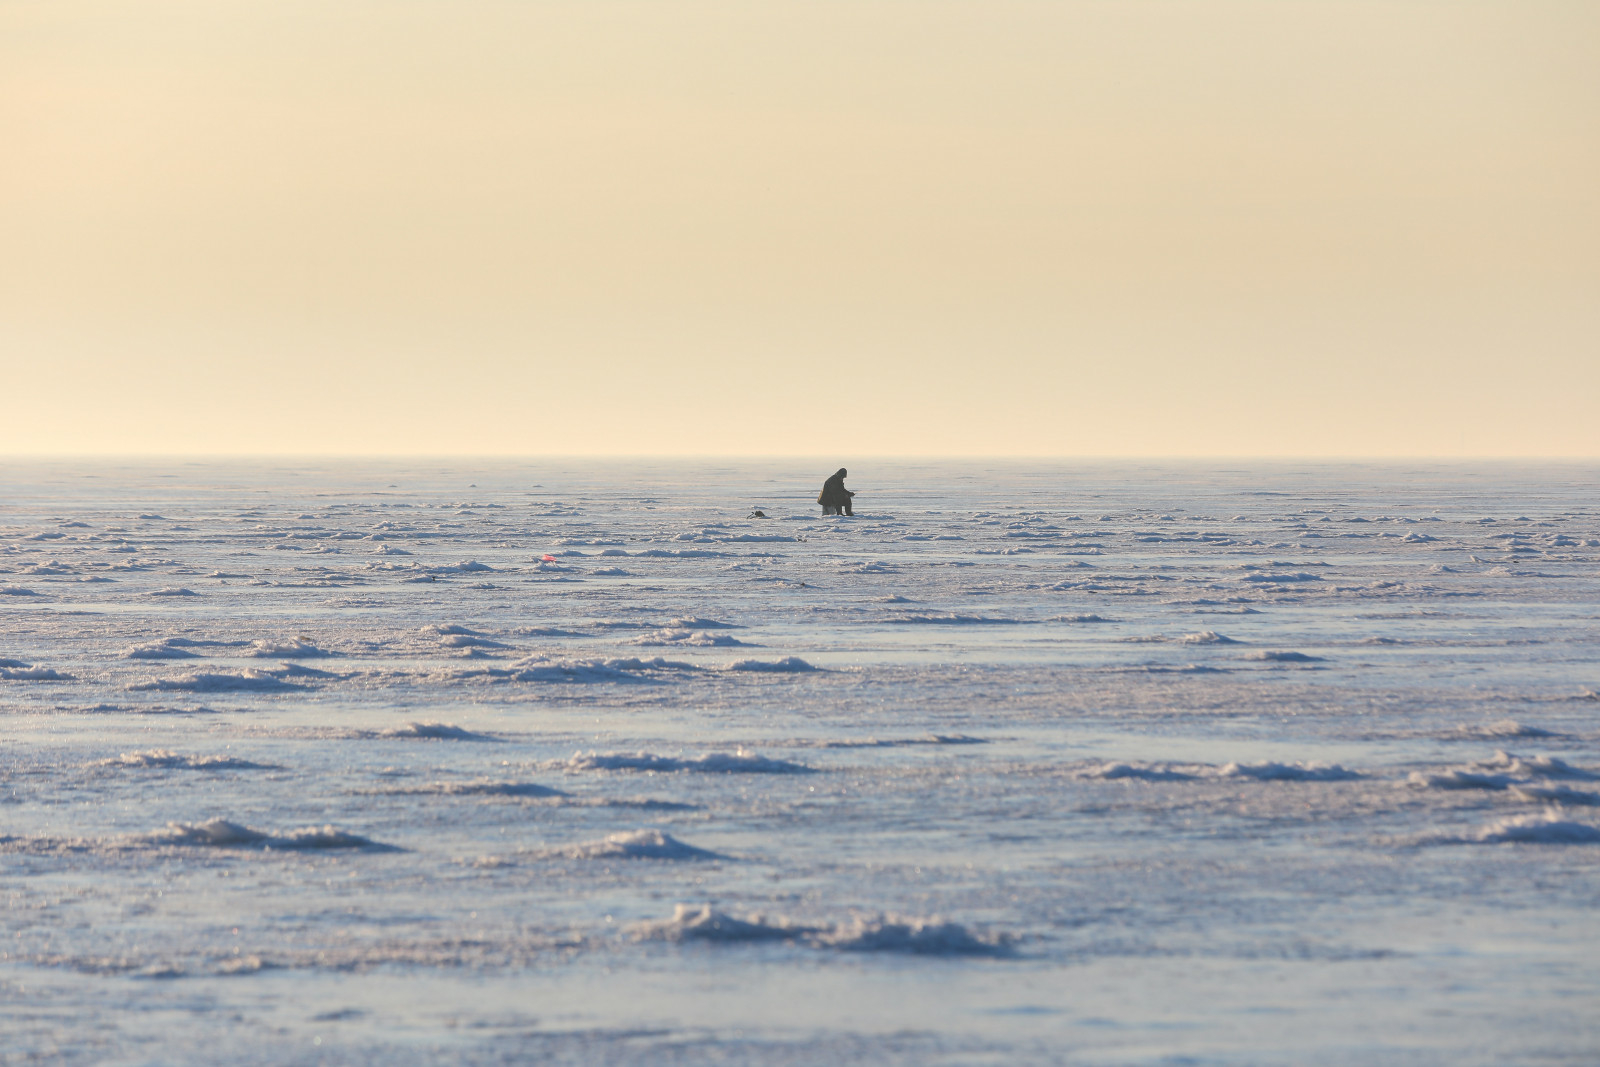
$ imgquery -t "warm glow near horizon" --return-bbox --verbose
[2,1,1597,457]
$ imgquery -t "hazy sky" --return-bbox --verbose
[3,1,1597,456]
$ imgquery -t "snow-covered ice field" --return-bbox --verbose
[2,459,1598,1065]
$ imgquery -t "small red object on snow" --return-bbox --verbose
[541,554,557,562]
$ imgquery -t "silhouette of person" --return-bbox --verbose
[818,468,854,516]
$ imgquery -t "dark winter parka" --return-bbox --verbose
[818,468,853,510]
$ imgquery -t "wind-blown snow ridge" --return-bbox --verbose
[1408,751,1597,791]
[819,916,1013,955]
[143,819,397,851]
[1076,761,1196,782]
[2,665,74,681]
[1408,770,1515,791]
[888,614,1025,625]
[1106,664,1232,675]
[93,750,274,771]
[1476,751,1596,780]
[1239,572,1324,583]
[280,662,342,679]
[1453,721,1560,740]
[440,633,512,649]
[807,734,989,748]
[539,829,722,861]
[632,629,753,647]
[377,780,565,797]
[631,905,1010,955]
[499,656,699,683]
[128,670,302,693]
[634,548,734,558]
[1217,761,1360,781]
[248,639,336,658]
[1509,785,1600,806]
[723,657,817,673]
[1420,812,1600,845]
[632,905,804,943]
[1474,813,1600,843]
[1075,759,1360,782]
[554,749,815,774]
[1179,631,1240,645]
[421,624,515,649]
[421,623,487,636]
[378,722,500,741]
[123,642,200,660]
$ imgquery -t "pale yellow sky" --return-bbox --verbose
[2,1,1597,456]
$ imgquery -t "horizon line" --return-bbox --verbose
[3,453,1599,464]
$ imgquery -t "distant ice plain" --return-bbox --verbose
[2,460,1598,1064]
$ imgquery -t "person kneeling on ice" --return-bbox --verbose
[818,467,855,516]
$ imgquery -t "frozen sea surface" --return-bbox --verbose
[2,459,1598,1065]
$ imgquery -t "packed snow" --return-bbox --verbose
[2,460,1598,1064]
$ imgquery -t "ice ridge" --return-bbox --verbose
[554,749,815,774]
